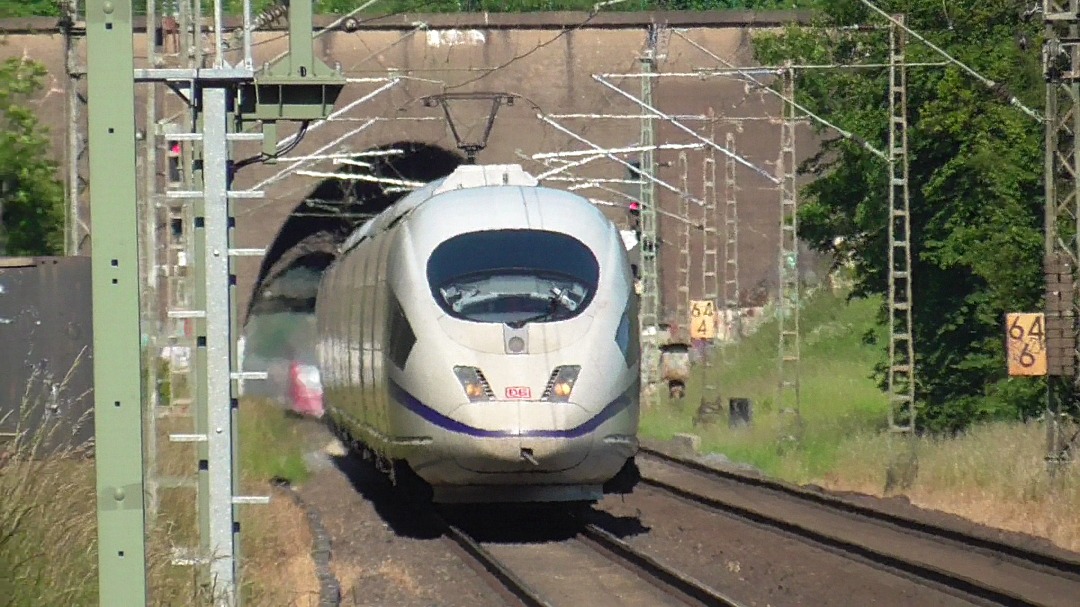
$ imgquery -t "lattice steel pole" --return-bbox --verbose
[722,131,741,341]
[143,0,163,520]
[887,14,916,433]
[777,65,801,425]
[701,116,719,378]
[63,0,86,255]
[167,0,198,416]
[638,25,661,407]
[1043,0,1080,474]
[676,151,691,340]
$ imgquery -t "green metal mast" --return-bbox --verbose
[86,0,149,603]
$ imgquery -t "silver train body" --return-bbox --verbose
[315,164,640,504]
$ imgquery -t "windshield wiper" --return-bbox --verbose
[506,287,575,329]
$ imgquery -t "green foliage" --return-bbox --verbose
[2,0,824,18]
[219,1,828,15]
[0,1,61,18]
[239,398,312,485]
[753,1,1045,432]
[0,57,64,256]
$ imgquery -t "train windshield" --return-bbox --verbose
[427,229,600,326]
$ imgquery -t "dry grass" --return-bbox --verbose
[1,366,321,605]
[375,561,424,597]
[0,455,98,607]
[0,360,97,607]
[240,487,321,607]
[146,397,322,605]
[333,562,366,601]
[235,398,321,605]
[818,421,1080,553]
[339,560,426,605]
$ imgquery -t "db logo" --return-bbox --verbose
[505,386,532,399]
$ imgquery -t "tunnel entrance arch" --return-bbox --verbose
[246,141,463,321]
[240,141,463,404]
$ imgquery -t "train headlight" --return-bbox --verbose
[542,365,581,402]
[553,381,573,398]
[453,366,494,402]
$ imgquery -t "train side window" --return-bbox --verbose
[359,247,371,423]
[343,254,357,405]
[386,294,416,370]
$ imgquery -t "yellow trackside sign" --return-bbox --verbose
[689,300,717,340]
[1006,312,1046,376]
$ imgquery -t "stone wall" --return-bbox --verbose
[0,11,830,326]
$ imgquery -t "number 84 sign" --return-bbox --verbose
[1006,313,1046,377]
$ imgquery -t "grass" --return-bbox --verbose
[237,397,322,606]
[0,366,97,607]
[642,286,890,482]
[824,422,1080,552]
[148,396,321,605]
[640,285,1080,553]
[239,397,314,487]
[1,359,321,605]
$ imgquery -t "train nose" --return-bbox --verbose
[451,433,593,473]
[445,400,594,473]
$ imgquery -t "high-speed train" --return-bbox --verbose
[315,164,640,504]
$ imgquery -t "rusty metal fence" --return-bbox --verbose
[0,256,94,457]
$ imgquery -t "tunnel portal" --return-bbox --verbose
[241,141,463,403]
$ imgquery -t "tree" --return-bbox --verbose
[0,57,64,256]
[752,0,1046,432]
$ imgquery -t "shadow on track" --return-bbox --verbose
[326,449,444,540]
[325,441,650,545]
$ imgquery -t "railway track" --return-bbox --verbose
[638,446,1080,607]
[437,510,745,607]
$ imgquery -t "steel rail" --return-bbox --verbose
[638,447,1080,607]
[639,447,1080,581]
[440,521,553,607]
[579,523,747,607]
[437,504,744,607]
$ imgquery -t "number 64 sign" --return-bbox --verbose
[1006,313,1047,377]
[689,300,717,340]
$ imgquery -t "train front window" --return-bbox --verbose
[427,229,599,326]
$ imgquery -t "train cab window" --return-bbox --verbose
[427,229,599,327]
